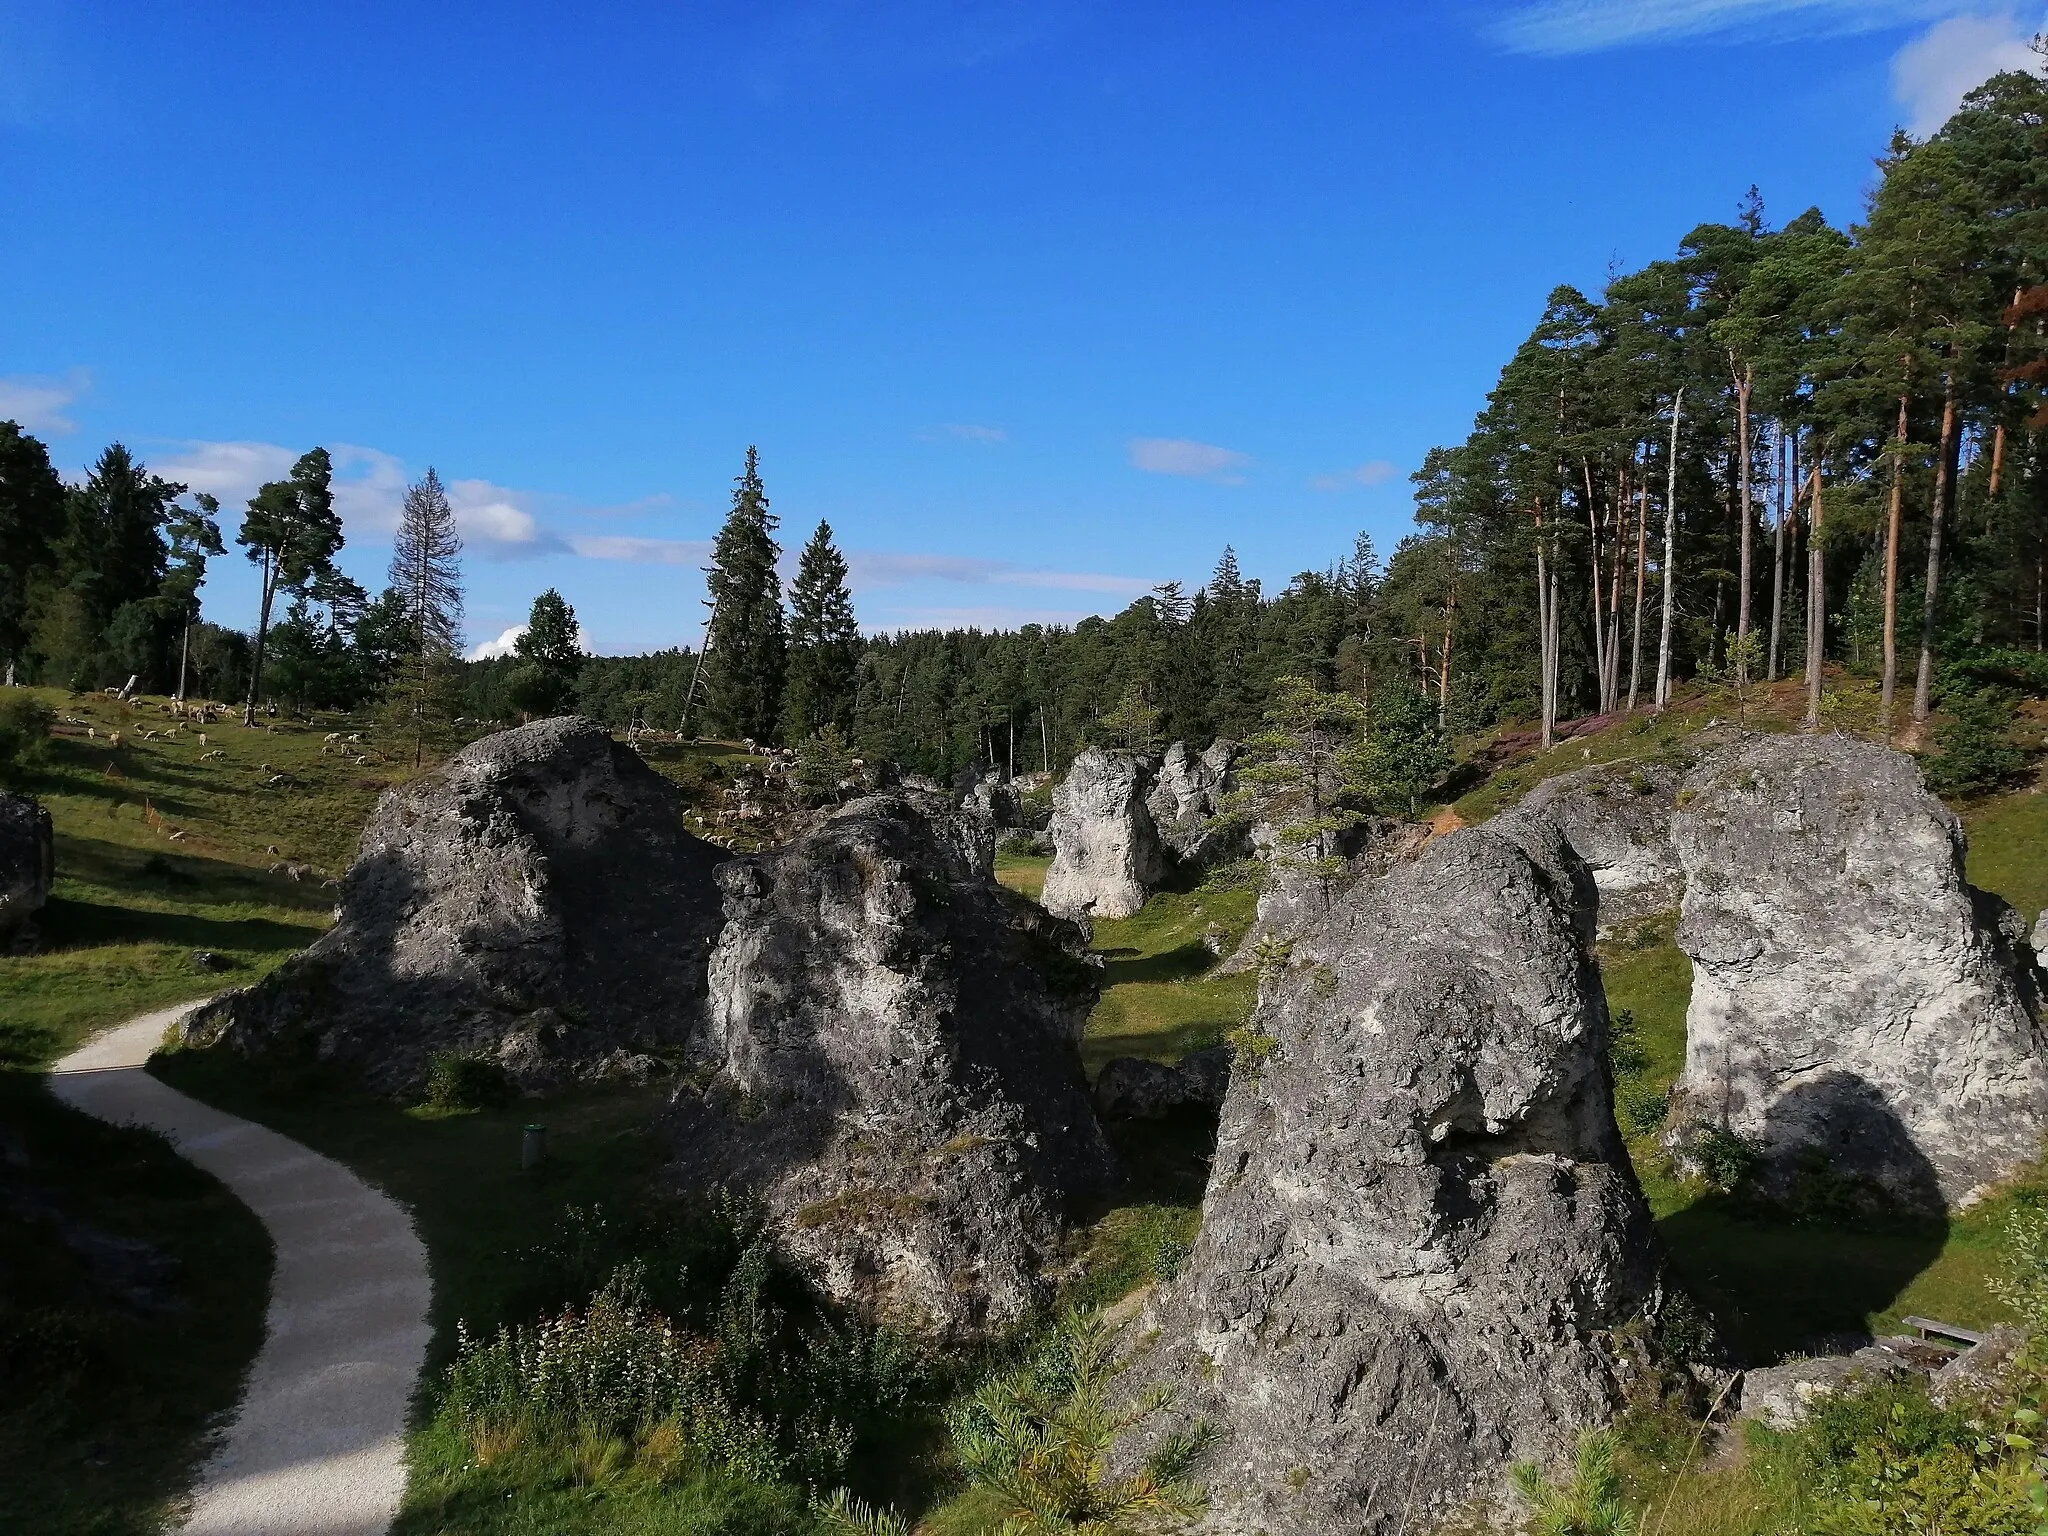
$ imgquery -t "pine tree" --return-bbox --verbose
[0,423,68,682]
[702,446,787,744]
[384,468,466,766]
[508,588,583,718]
[238,447,343,722]
[781,519,858,741]
[163,493,224,700]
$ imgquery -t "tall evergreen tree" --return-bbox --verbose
[508,588,584,717]
[781,519,858,741]
[239,447,343,722]
[55,443,186,688]
[384,468,466,764]
[701,446,787,743]
[0,422,66,683]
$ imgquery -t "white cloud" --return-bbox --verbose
[1310,459,1401,492]
[1489,0,1977,55]
[1893,12,2045,136]
[0,369,90,434]
[466,621,592,661]
[152,440,411,535]
[446,477,568,559]
[567,535,710,565]
[468,625,527,661]
[1127,437,1251,484]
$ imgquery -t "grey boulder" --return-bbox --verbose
[0,791,53,947]
[1145,740,1244,866]
[1042,747,1165,920]
[1668,733,2048,1210]
[1492,758,1684,933]
[1129,825,1663,1535]
[1092,1044,1232,1119]
[183,717,727,1094]
[663,793,1114,1340]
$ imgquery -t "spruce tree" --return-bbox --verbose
[702,446,787,744]
[508,588,584,717]
[383,468,466,765]
[781,519,858,741]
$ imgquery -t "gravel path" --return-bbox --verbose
[52,1000,431,1536]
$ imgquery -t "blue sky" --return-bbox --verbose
[4,0,2043,655]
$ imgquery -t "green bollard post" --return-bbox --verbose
[522,1123,547,1171]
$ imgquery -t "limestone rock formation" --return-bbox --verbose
[0,791,53,948]
[1041,747,1164,920]
[1668,734,2048,1209]
[1492,758,1684,933]
[1133,825,1663,1534]
[183,717,727,1093]
[1218,816,1429,973]
[1144,740,1243,865]
[1091,1044,1231,1120]
[663,793,1114,1339]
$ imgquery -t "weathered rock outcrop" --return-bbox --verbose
[1042,747,1164,920]
[1133,826,1663,1534]
[1144,740,1243,865]
[1218,816,1430,973]
[183,717,727,1093]
[1493,758,1684,933]
[0,791,53,948]
[1668,734,2048,1209]
[1092,1045,1232,1120]
[663,794,1114,1339]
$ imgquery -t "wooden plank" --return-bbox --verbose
[1901,1315,1984,1345]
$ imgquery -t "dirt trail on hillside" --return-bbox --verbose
[52,1000,430,1536]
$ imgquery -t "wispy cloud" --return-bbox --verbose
[0,369,90,434]
[1893,11,2045,134]
[1127,436,1251,484]
[1488,0,1973,55]
[846,550,1153,595]
[568,535,711,565]
[915,422,1009,444]
[1310,459,1401,493]
[152,440,413,536]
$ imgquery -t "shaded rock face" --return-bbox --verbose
[1135,826,1662,1535]
[1144,740,1243,866]
[183,717,728,1094]
[0,792,53,947]
[1669,734,2048,1209]
[1092,1045,1232,1120]
[1042,748,1165,920]
[663,793,1115,1340]
[1493,759,1684,934]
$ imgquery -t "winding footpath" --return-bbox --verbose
[51,1000,431,1536]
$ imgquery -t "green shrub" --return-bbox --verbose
[0,693,53,782]
[947,1309,1207,1534]
[422,1050,512,1111]
[1685,1125,1763,1193]
[1924,688,2028,798]
[1511,1429,1639,1536]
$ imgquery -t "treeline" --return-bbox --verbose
[7,62,2042,782]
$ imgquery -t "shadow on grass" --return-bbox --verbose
[1096,940,1214,986]
[40,896,327,956]
[55,833,337,913]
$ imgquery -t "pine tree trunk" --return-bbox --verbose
[1582,458,1606,703]
[1880,391,1908,731]
[177,623,190,702]
[1655,389,1684,711]
[1912,374,1960,722]
[1805,460,1826,729]
[1768,421,1787,682]
[1735,371,1754,681]
[1535,516,1553,750]
[1438,579,1457,729]
[244,551,277,726]
[1628,466,1648,711]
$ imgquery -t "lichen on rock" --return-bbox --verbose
[1667,733,2048,1210]
[1129,824,1664,1535]
[663,792,1115,1340]
[182,716,727,1093]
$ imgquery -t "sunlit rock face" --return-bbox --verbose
[1042,747,1165,920]
[664,793,1114,1341]
[1129,824,1664,1536]
[184,716,726,1092]
[1668,732,2047,1210]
